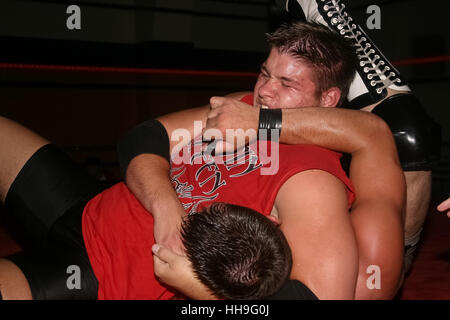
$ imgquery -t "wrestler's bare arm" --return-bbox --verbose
[363,89,432,241]
[206,98,405,298]
[274,170,358,300]
[281,107,405,298]
[126,91,251,211]
[124,106,210,253]
[346,132,405,299]
[123,92,251,253]
[125,105,210,215]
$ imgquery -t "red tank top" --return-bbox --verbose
[82,94,355,300]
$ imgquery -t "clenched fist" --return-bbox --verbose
[203,96,259,153]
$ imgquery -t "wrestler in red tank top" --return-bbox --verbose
[82,94,355,299]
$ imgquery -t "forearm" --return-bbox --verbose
[126,154,186,253]
[126,154,185,219]
[207,97,392,156]
[280,107,385,154]
[117,118,184,216]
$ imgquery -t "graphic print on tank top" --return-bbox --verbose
[170,136,269,215]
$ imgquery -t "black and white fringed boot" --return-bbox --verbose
[274,0,411,108]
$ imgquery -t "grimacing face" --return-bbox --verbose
[253,48,327,110]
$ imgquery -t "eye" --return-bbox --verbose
[259,68,269,78]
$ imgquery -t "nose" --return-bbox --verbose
[257,77,275,100]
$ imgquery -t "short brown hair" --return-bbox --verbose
[182,202,292,300]
[266,21,357,106]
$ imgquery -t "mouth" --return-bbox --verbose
[255,98,270,109]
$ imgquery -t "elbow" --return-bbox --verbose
[371,115,400,157]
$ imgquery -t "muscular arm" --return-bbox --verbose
[362,89,434,242]
[122,106,209,253]
[207,99,405,298]
[275,170,358,299]
[120,92,251,252]
[281,108,406,299]
[122,93,405,298]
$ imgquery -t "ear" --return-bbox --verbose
[267,214,281,226]
[320,87,341,108]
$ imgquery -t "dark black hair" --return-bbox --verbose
[181,202,292,300]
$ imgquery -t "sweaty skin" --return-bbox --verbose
[125,50,405,299]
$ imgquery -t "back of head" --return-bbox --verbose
[266,21,357,106]
[181,202,292,300]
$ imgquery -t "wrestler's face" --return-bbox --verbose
[253,48,325,110]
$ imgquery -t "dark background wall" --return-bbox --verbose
[0,0,449,196]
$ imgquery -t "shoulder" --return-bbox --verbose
[275,144,345,181]
[278,169,348,198]
[275,169,349,219]
[275,144,354,203]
